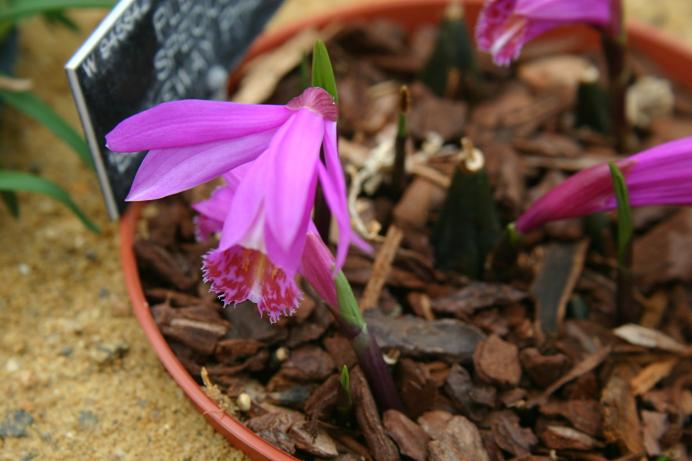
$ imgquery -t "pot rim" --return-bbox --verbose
[120,1,692,460]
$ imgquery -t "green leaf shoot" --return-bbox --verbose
[0,169,99,233]
[0,89,94,169]
[335,270,365,331]
[608,161,633,264]
[311,40,338,102]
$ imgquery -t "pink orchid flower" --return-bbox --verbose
[476,0,611,66]
[516,137,692,233]
[192,171,338,321]
[106,87,363,322]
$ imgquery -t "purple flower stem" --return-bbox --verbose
[337,318,405,412]
[615,242,638,324]
[334,272,405,412]
[600,0,630,152]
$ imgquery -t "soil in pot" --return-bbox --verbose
[131,13,692,461]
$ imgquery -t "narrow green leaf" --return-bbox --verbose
[335,271,365,330]
[0,89,94,169]
[338,364,352,411]
[0,0,114,23]
[339,365,350,396]
[311,40,338,102]
[42,10,80,32]
[608,161,633,263]
[1,190,19,217]
[0,170,99,233]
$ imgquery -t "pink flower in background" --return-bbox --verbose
[107,88,369,322]
[516,137,692,233]
[192,171,338,321]
[476,0,611,66]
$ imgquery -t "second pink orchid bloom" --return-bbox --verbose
[476,0,611,66]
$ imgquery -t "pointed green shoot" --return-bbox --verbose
[311,40,338,103]
[0,89,94,169]
[0,170,99,233]
[335,271,365,332]
[338,364,352,410]
[608,161,633,264]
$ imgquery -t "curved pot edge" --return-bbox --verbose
[120,2,692,460]
[120,202,294,461]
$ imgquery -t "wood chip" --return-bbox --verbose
[529,346,611,407]
[473,335,521,388]
[601,366,645,455]
[360,225,404,310]
[531,241,589,340]
[490,411,537,456]
[613,324,690,355]
[351,367,401,461]
[383,410,430,461]
[427,415,490,461]
[629,358,679,395]
[540,425,599,450]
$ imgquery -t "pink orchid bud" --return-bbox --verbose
[516,137,692,233]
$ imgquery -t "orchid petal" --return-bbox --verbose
[515,0,610,22]
[516,137,692,232]
[265,109,325,254]
[300,232,338,307]
[218,154,269,253]
[106,100,292,151]
[126,129,275,201]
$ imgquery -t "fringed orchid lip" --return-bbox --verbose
[515,137,692,233]
[203,246,301,323]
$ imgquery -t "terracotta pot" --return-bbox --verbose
[120,1,692,460]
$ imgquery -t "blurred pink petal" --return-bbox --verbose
[516,137,692,232]
[476,0,610,66]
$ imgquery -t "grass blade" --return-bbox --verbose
[0,169,99,233]
[1,190,19,216]
[0,89,94,168]
[0,0,114,23]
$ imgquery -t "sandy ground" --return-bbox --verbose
[0,1,689,460]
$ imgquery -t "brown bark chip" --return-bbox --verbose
[634,209,692,287]
[519,348,571,388]
[350,367,400,461]
[427,416,491,461]
[281,345,335,382]
[474,335,521,387]
[383,410,430,461]
[398,359,438,418]
[489,411,538,456]
[601,367,646,455]
[540,425,599,450]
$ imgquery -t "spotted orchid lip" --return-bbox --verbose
[286,86,338,121]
